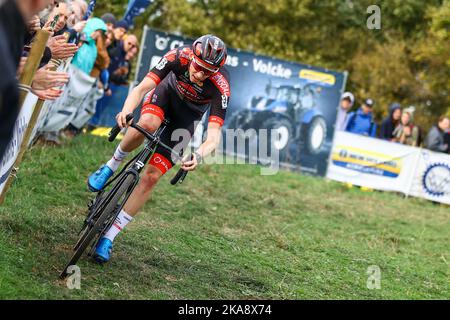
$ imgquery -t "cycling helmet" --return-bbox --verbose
[341,91,355,106]
[192,34,227,68]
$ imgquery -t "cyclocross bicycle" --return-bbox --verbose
[60,114,189,278]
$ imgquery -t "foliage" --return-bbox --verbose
[94,0,449,130]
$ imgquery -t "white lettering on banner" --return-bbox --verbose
[155,36,185,51]
[0,92,38,194]
[327,131,450,205]
[253,59,292,79]
[170,40,184,50]
[155,35,170,51]
[225,55,239,67]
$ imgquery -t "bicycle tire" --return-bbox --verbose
[60,174,136,278]
[73,193,107,251]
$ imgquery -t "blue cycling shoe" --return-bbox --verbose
[88,165,113,192]
[94,237,113,263]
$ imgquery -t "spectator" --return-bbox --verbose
[87,34,139,129]
[379,102,401,141]
[425,116,450,153]
[108,19,128,52]
[444,129,450,153]
[65,17,111,137]
[66,0,88,35]
[345,98,377,137]
[335,91,354,131]
[109,34,139,86]
[72,18,107,75]
[0,0,53,160]
[392,110,420,146]
[101,13,116,48]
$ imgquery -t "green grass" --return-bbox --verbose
[0,134,449,299]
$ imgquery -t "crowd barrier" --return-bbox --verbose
[327,131,450,205]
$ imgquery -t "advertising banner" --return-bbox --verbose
[0,92,38,194]
[89,84,130,128]
[134,27,347,176]
[408,149,450,205]
[327,131,419,193]
[327,131,450,205]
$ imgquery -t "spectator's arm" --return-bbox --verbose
[121,76,157,115]
[94,36,110,70]
[344,113,354,132]
[425,129,446,151]
[411,126,419,147]
[379,121,388,139]
[371,123,377,137]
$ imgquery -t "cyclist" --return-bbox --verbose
[87,34,230,263]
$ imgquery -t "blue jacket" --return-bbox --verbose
[345,107,377,137]
[72,18,107,75]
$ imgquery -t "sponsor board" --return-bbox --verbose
[0,92,38,194]
[133,27,347,176]
[328,131,450,205]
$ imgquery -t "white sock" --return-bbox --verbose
[106,145,129,172]
[104,209,133,242]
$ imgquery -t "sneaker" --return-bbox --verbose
[88,165,113,192]
[94,237,113,263]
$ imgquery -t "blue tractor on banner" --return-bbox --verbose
[229,82,327,161]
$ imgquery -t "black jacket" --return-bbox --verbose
[379,103,401,140]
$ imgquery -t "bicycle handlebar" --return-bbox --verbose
[170,154,192,185]
[108,114,134,142]
[108,113,190,185]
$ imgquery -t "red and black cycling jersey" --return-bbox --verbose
[146,46,231,126]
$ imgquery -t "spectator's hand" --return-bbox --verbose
[72,21,87,33]
[32,88,63,101]
[115,111,133,129]
[48,35,78,59]
[32,64,69,90]
[27,15,41,33]
[41,25,55,37]
[16,57,28,78]
[44,16,66,33]
[105,89,112,96]
[113,66,129,76]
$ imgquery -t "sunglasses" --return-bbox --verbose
[191,58,219,76]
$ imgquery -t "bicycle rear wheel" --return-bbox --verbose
[59,174,136,278]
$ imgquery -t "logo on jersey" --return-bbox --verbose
[210,73,231,97]
[153,156,169,171]
[155,57,168,70]
[221,95,228,109]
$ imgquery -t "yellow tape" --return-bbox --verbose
[90,127,124,140]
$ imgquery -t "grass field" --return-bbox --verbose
[0,134,448,299]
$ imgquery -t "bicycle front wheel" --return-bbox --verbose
[59,174,136,278]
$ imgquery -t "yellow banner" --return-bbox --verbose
[299,69,336,86]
